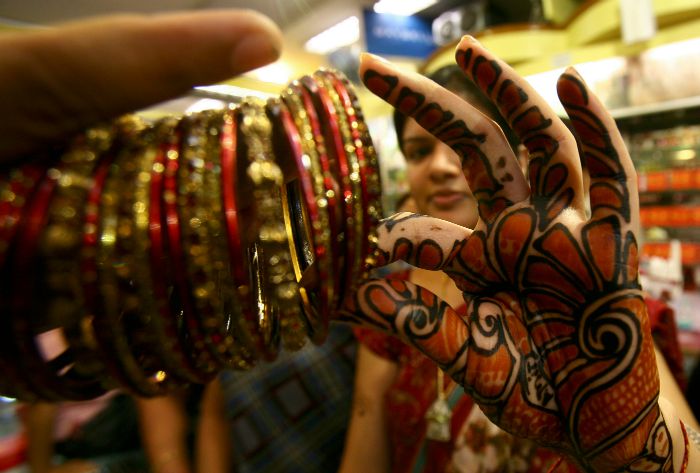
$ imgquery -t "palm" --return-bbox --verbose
[344,40,673,472]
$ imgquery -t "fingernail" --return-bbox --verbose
[462,35,479,44]
[360,52,391,65]
[565,66,586,82]
[231,32,282,74]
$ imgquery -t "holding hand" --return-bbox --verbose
[0,9,282,162]
[344,37,671,472]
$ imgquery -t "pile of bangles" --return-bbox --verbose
[0,69,383,401]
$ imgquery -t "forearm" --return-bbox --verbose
[194,380,230,473]
[25,402,58,473]
[136,396,191,473]
[659,397,698,473]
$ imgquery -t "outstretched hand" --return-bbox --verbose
[0,9,282,162]
[342,37,670,472]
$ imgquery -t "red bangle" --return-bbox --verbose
[268,98,325,342]
[313,70,365,309]
[91,123,173,396]
[9,165,103,400]
[162,118,220,374]
[300,75,353,325]
[329,71,383,279]
[0,165,54,400]
[298,82,342,318]
[149,119,212,382]
[221,107,270,361]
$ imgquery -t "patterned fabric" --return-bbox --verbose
[355,325,576,473]
[220,323,357,473]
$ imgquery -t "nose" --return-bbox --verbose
[428,142,461,182]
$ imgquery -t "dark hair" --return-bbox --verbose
[393,65,519,152]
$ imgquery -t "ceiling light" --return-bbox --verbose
[305,16,360,55]
[373,0,438,16]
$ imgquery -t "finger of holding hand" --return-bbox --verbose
[0,9,282,161]
[339,277,469,373]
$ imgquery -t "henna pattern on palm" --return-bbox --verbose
[347,47,672,472]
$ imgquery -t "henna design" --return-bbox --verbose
[558,73,632,223]
[358,50,667,471]
[362,67,520,224]
[361,70,398,100]
[458,47,576,231]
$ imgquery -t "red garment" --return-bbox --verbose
[355,323,576,473]
[645,297,688,391]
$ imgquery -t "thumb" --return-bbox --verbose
[0,9,283,161]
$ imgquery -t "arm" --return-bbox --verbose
[136,394,191,473]
[338,344,398,473]
[656,345,699,431]
[348,39,700,472]
[25,402,57,473]
[194,379,230,473]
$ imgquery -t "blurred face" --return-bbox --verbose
[402,117,479,229]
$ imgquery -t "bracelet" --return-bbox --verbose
[314,70,364,305]
[240,99,307,352]
[147,117,213,382]
[220,106,263,366]
[0,67,383,400]
[268,98,325,343]
[281,82,335,339]
[199,110,256,368]
[325,70,383,280]
[93,117,173,396]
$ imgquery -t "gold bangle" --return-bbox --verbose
[239,99,306,351]
[281,84,335,338]
[94,116,171,396]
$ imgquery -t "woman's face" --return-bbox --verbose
[402,117,479,229]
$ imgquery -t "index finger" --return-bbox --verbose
[0,10,282,161]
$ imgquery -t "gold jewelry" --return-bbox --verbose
[425,368,453,442]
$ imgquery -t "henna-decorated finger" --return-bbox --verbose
[370,212,472,271]
[455,36,586,229]
[556,68,640,235]
[338,278,468,370]
[359,53,529,225]
[339,278,566,445]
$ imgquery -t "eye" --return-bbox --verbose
[404,143,433,163]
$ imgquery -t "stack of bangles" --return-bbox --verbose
[0,69,383,400]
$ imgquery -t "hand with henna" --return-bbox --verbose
[340,37,685,472]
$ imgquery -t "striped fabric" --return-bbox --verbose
[220,323,357,473]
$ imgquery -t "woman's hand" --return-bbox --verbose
[342,37,670,472]
[0,9,282,163]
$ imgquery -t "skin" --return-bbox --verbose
[401,115,479,229]
[0,9,282,162]
[340,37,680,472]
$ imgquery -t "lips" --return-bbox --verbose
[430,191,468,208]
